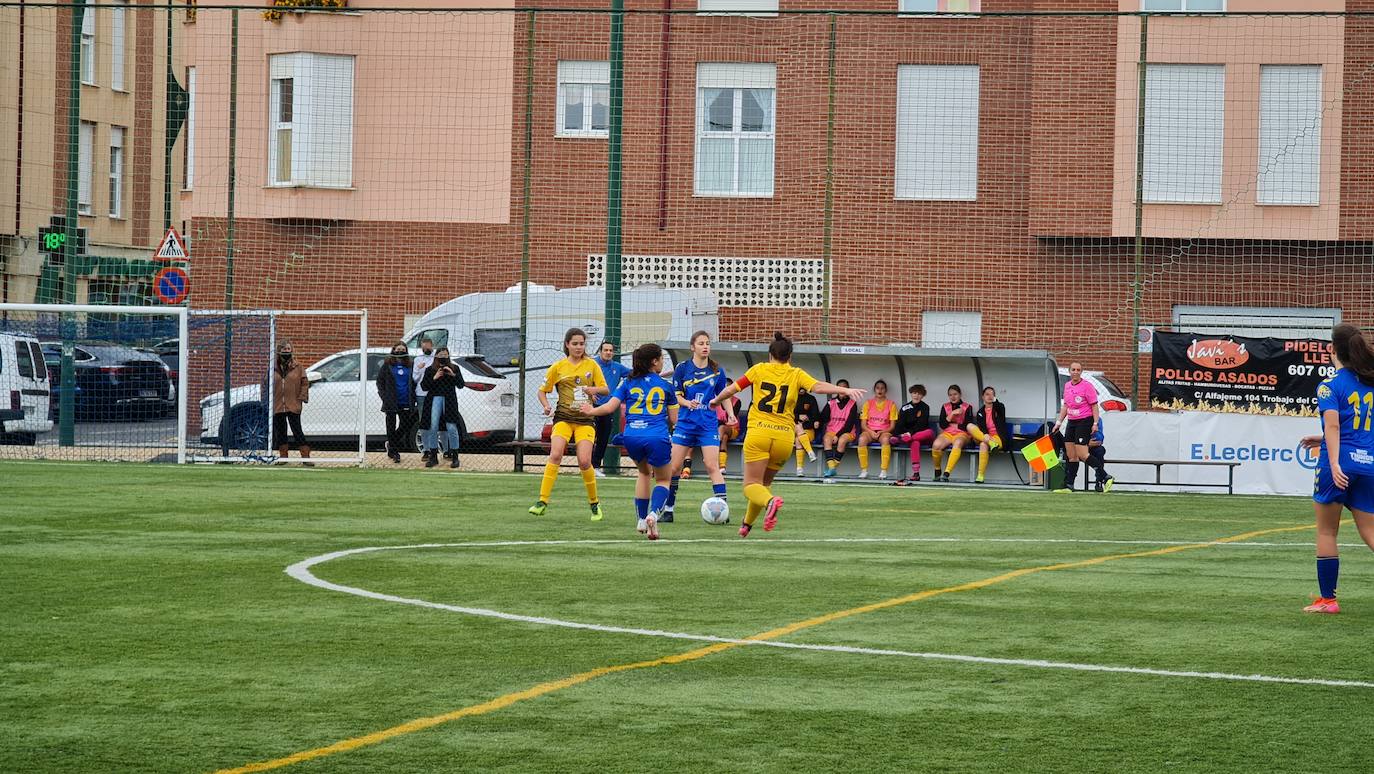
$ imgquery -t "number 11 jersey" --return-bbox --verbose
[737,362,820,434]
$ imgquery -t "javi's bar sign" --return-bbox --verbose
[1149,331,1334,416]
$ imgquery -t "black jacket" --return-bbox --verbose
[893,399,932,436]
[973,400,1010,442]
[795,392,821,433]
[938,401,974,433]
[376,358,417,413]
[420,361,467,427]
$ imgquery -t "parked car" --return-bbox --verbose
[40,342,175,422]
[142,338,181,397]
[198,347,518,451]
[1057,367,1133,412]
[0,332,54,444]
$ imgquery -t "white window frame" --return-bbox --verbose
[78,121,94,215]
[80,9,96,85]
[1258,64,1321,206]
[898,0,981,16]
[111,0,127,92]
[108,126,125,219]
[267,53,355,188]
[1173,305,1339,340]
[1143,64,1224,205]
[694,63,776,198]
[184,67,196,190]
[895,64,980,201]
[697,0,778,17]
[1142,0,1225,11]
[555,61,610,139]
[922,311,982,349]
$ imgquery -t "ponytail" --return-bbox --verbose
[629,343,662,380]
[1333,324,1374,385]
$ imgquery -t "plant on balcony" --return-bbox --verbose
[263,0,347,22]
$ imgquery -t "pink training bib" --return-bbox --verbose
[865,399,893,432]
[826,399,855,434]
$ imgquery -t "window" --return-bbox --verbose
[313,355,360,383]
[695,63,775,197]
[899,0,981,13]
[268,53,355,188]
[111,0,127,91]
[698,0,777,15]
[29,343,47,383]
[16,342,35,379]
[80,9,95,85]
[474,328,523,368]
[922,311,981,349]
[78,121,94,215]
[1143,64,1224,204]
[406,328,450,351]
[108,127,125,218]
[896,65,979,201]
[184,67,196,189]
[1258,65,1321,206]
[1143,0,1224,11]
[556,61,609,138]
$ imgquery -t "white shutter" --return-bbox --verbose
[922,311,982,349]
[185,67,196,189]
[78,122,94,212]
[697,0,778,16]
[111,1,127,91]
[1143,64,1224,204]
[299,54,355,188]
[1258,65,1321,205]
[895,65,979,201]
[697,63,775,90]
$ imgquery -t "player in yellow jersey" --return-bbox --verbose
[710,332,866,537]
[529,327,609,520]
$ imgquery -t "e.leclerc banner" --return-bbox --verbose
[1149,332,1333,416]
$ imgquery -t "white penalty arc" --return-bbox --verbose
[286,538,1374,690]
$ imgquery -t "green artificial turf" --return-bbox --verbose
[1,461,1368,773]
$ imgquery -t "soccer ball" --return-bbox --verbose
[700,497,730,525]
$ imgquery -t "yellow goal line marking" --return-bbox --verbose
[214,521,1317,774]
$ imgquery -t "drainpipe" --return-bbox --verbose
[656,0,672,231]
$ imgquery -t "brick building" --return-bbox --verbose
[180,0,1373,402]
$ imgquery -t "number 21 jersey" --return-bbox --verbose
[737,362,819,433]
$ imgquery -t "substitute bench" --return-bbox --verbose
[1081,458,1242,495]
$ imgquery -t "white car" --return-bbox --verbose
[199,348,517,451]
[1057,367,1133,412]
[0,332,54,444]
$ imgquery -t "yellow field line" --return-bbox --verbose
[214,521,1317,774]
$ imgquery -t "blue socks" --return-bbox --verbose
[666,476,680,508]
[650,485,670,515]
[713,483,727,500]
[1318,556,1340,599]
[634,497,649,521]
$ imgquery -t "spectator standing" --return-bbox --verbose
[420,347,466,469]
[591,341,630,478]
[377,341,417,464]
[412,337,437,464]
[272,340,311,464]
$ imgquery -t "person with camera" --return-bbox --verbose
[420,347,466,469]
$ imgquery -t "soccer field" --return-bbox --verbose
[3,462,1369,773]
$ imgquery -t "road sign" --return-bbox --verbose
[154,226,188,261]
[154,266,190,305]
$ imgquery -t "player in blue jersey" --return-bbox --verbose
[662,331,735,521]
[582,342,682,540]
[1299,324,1374,614]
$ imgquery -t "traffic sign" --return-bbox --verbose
[154,227,188,261]
[154,266,190,304]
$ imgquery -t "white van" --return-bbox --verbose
[0,332,54,444]
[406,285,718,439]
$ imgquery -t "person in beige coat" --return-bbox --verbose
[273,341,311,462]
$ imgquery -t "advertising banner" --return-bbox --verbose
[1149,332,1333,416]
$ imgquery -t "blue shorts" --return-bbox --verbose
[1313,464,1374,514]
[622,435,673,469]
[672,423,720,449]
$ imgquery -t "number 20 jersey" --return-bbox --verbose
[737,362,820,433]
[612,374,676,438]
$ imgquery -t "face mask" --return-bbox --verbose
[421,347,432,355]
[437,357,450,366]
[279,353,292,363]
[393,352,407,359]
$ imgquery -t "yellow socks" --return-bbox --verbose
[744,500,763,526]
[580,467,599,504]
[857,445,869,471]
[539,462,559,502]
[719,449,728,469]
[977,450,990,480]
[945,447,963,474]
[743,482,772,526]
[931,448,945,471]
[880,443,892,472]
[968,425,987,444]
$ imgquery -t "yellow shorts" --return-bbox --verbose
[552,421,596,445]
[743,428,795,470]
[941,429,969,442]
[824,431,855,444]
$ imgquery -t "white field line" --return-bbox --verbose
[287,539,1374,690]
